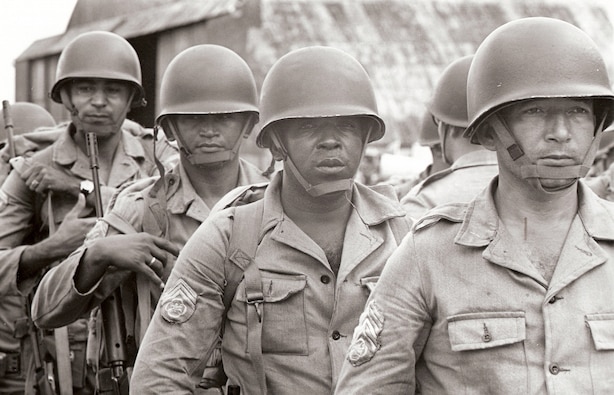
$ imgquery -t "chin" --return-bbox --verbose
[538,178,577,192]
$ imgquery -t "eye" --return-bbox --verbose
[75,84,94,94]
[299,122,317,130]
[568,107,590,115]
[523,107,544,115]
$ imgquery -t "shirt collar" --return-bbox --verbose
[53,123,147,167]
[455,177,614,247]
[261,171,407,234]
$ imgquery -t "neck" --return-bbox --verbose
[495,172,578,227]
[280,169,353,217]
[181,155,241,206]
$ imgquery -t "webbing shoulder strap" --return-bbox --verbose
[224,200,267,394]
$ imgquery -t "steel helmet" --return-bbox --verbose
[257,46,385,148]
[1,102,55,140]
[428,55,472,129]
[466,17,614,143]
[50,31,145,108]
[156,44,259,141]
[417,108,439,147]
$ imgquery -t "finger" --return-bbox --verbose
[147,256,165,277]
[65,193,87,220]
[140,263,165,289]
[152,236,181,257]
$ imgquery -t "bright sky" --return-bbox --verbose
[0,0,78,102]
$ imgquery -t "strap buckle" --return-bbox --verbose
[245,291,263,323]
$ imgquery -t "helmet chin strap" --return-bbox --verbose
[269,126,371,198]
[166,114,255,167]
[60,88,133,136]
[488,113,606,192]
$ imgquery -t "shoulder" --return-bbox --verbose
[412,202,468,233]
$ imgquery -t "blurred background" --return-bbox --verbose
[2,0,613,183]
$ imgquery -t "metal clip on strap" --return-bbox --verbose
[245,290,264,323]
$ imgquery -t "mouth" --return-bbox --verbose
[83,114,111,123]
[196,143,225,152]
[537,155,576,166]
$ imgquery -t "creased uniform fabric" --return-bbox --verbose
[335,178,614,395]
[130,172,410,394]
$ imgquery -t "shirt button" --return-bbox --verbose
[320,275,331,284]
[332,330,341,340]
[548,296,557,304]
[549,363,560,375]
[482,333,492,342]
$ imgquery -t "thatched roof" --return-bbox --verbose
[16,0,614,146]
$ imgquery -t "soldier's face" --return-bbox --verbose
[70,78,132,136]
[278,116,369,184]
[497,98,595,190]
[174,113,248,154]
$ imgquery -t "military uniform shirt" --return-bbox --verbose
[0,123,170,393]
[400,150,498,221]
[130,172,410,394]
[336,178,614,394]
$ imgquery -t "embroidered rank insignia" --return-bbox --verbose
[160,279,197,324]
[347,301,384,367]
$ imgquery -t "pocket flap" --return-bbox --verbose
[236,274,307,303]
[586,313,614,350]
[447,311,526,351]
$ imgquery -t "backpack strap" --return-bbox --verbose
[224,200,267,394]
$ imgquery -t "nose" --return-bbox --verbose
[199,119,218,136]
[316,123,342,150]
[90,89,108,106]
[546,113,572,143]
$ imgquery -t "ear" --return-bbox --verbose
[269,144,285,161]
[475,123,497,151]
[242,113,257,138]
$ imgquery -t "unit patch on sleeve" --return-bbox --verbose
[346,300,384,367]
[160,278,197,324]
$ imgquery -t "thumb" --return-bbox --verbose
[65,193,87,220]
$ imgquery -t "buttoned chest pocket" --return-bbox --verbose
[586,313,614,391]
[236,273,308,355]
[447,311,528,394]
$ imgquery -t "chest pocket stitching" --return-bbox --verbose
[447,311,526,351]
[586,313,614,350]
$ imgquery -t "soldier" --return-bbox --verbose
[392,107,450,199]
[0,102,57,186]
[400,55,498,220]
[31,44,269,394]
[130,46,411,394]
[584,126,614,201]
[335,17,614,394]
[0,31,174,394]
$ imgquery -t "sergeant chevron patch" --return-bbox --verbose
[347,300,384,366]
[160,279,197,324]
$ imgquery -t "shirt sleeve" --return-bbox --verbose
[335,232,429,394]
[130,210,233,393]
[0,169,37,296]
[31,192,145,328]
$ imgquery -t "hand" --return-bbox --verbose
[19,160,79,196]
[84,232,180,287]
[48,194,97,257]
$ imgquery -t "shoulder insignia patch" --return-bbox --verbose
[160,279,197,324]
[347,301,384,367]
